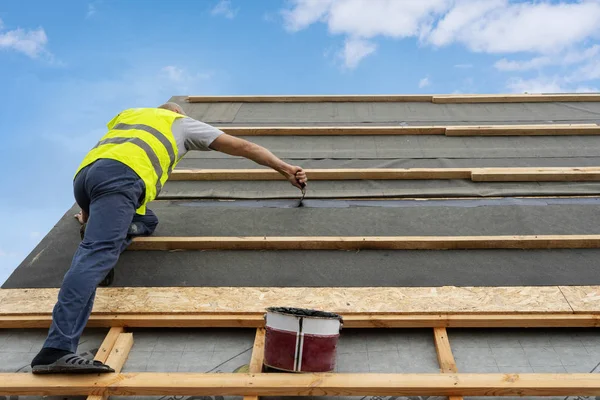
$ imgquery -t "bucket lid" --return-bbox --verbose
[266,306,343,322]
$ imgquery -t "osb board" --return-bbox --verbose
[560,286,600,313]
[0,286,575,315]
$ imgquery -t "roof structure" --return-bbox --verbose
[1,93,600,399]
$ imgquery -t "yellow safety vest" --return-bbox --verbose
[75,108,183,215]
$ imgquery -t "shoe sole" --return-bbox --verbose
[32,365,115,374]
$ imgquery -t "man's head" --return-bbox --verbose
[158,102,186,116]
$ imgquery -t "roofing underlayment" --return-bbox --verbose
[2,94,600,400]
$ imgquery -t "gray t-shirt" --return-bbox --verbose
[172,117,224,157]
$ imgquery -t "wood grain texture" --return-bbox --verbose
[1,313,598,329]
[243,328,266,400]
[187,94,600,103]
[560,286,600,313]
[170,167,600,182]
[446,125,600,136]
[0,286,576,316]
[127,235,600,251]
[472,168,600,182]
[248,328,266,373]
[218,126,446,135]
[87,333,134,400]
[433,327,464,400]
[2,372,600,396]
[170,168,472,181]
[216,124,598,136]
[433,94,600,103]
[94,327,124,364]
[433,328,458,373]
[187,95,434,103]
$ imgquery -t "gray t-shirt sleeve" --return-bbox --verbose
[172,117,224,154]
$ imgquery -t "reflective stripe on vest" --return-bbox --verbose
[112,123,177,175]
[93,136,164,194]
[75,108,182,215]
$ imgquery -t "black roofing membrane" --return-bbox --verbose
[185,135,600,159]
[5,199,600,288]
[159,180,600,199]
[169,96,600,125]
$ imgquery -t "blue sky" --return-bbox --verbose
[1,0,599,283]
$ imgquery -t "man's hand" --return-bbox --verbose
[282,166,307,190]
[74,210,88,225]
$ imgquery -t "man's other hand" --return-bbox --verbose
[75,210,88,225]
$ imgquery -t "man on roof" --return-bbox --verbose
[30,102,307,374]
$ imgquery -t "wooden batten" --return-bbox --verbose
[2,372,600,397]
[127,235,600,251]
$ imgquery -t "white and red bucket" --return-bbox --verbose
[264,307,343,372]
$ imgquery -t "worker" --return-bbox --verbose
[30,102,307,373]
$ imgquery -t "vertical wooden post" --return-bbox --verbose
[94,327,124,363]
[87,332,134,400]
[433,327,463,400]
[243,327,266,400]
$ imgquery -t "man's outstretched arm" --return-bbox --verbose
[210,134,307,189]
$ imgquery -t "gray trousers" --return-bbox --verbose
[44,159,158,352]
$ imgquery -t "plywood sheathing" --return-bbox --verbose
[559,286,600,313]
[0,286,589,315]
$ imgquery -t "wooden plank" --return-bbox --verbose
[218,126,446,135]
[248,328,266,372]
[446,125,600,136]
[243,328,266,400]
[87,333,134,400]
[170,167,600,182]
[2,372,600,396]
[187,95,434,103]
[94,327,124,364]
[169,168,472,181]
[0,313,598,329]
[128,235,600,251]
[434,94,600,103]
[0,286,577,315]
[433,327,464,400]
[105,333,134,370]
[188,94,600,103]
[433,327,458,373]
[217,124,597,136]
[472,168,600,182]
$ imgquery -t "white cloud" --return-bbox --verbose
[162,65,185,82]
[428,1,600,53]
[0,18,50,59]
[339,37,376,69]
[570,58,600,82]
[419,77,431,88]
[495,45,600,71]
[161,65,212,85]
[86,3,97,18]
[211,0,238,19]
[282,0,334,32]
[281,0,600,68]
[507,76,599,94]
[495,56,552,71]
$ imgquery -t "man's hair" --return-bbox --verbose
[158,102,186,115]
